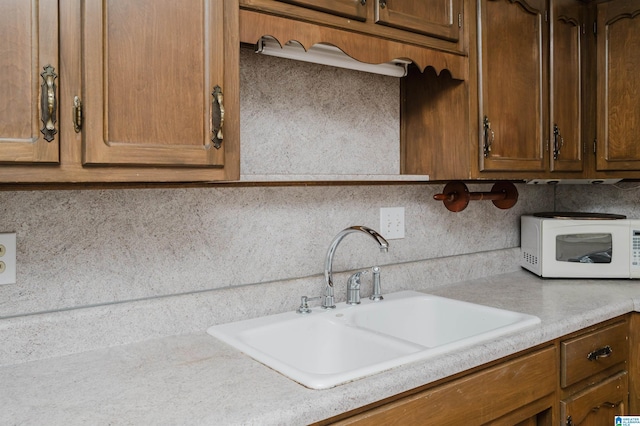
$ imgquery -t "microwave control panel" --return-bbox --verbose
[632,230,640,278]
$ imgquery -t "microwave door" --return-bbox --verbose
[556,233,612,264]
[543,222,631,278]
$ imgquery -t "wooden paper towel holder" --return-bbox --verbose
[433,181,518,212]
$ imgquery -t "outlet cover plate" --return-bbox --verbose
[380,207,405,240]
[0,233,16,285]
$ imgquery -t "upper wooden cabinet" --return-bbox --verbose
[0,0,60,164]
[595,0,640,173]
[478,0,547,174]
[274,0,464,43]
[240,0,467,56]
[274,0,368,21]
[376,0,463,43]
[549,0,584,173]
[277,0,462,42]
[478,0,585,178]
[0,0,239,184]
[82,0,229,168]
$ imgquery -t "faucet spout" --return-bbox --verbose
[322,226,389,309]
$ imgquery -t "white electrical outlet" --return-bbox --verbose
[380,207,405,240]
[0,232,16,285]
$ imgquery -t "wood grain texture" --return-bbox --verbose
[333,346,556,425]
[478,0,547,173]
[560,321,628,388]
[401,66,470,180]
[560,372,628,425]
[274,0,368,22]
[596,0,640,171]
[0,0,239,183]
[240,0,467,54]
[629,314,640,414]
[0,0,60,163]
[377,0,463,42]
[549,0,584,173]
[83,0,228,167]
[240,9,468,79]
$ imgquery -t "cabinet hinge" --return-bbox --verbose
[544,10,548,22]
[593,21,597,35]
[593,138,597,155]
[458,13,462,28]
[72,96,82,133]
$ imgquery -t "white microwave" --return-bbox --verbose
[520,213,640,279]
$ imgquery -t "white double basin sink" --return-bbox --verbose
[207,290,540,389]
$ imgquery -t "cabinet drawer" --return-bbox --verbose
[561,321,628,388]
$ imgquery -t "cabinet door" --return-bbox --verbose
[82,0,230,168]
[478,0,547,173]
[549,0,584,173]
[375,0,463,42]
[334,347,556,425]
[274,0,368,21]
[595,0,640,172]
[561,372,628,425]
[0,0,59,163]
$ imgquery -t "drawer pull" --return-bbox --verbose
[587,345,612,361]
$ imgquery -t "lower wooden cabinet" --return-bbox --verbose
[323,347,557,425]
[561,372,628,426]
[318,316,636,426]
[559,319,629,425]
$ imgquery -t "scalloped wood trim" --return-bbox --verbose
[240,10,468,80]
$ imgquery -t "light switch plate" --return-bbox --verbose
[0,232,16,285]
[380,207,405,240]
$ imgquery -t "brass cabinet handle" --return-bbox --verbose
[483,116,494,157]
[40,65,57,142]
[73,96,83,133]
[553,124,564,160]
[211,85,224,149]
[587,345,612,361]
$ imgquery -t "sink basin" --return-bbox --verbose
[345,293,539,349]
[207,290,540,389]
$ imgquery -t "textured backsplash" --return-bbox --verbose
[0,184,553,318]
[0,49,564,319]
[240,48,400,176]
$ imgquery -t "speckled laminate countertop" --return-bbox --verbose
[2,271,640,425]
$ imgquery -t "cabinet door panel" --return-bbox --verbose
[596,0,640,171]
[550,0,583,172]
[561,372,628,425]
[274,0,368,21]
[82,0,226,167]
[0,0,59,163]
[478,0,546,172]
[375,0,462,42]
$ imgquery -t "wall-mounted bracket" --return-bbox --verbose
[433,181,518,212]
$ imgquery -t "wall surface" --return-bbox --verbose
[556,183,640,218]
[0,50,557,360]
[0,183,552,319]
[240,48,401,177]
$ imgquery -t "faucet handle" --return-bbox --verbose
[347,270,368,305]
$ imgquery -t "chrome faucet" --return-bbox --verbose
[322,226,389,309]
